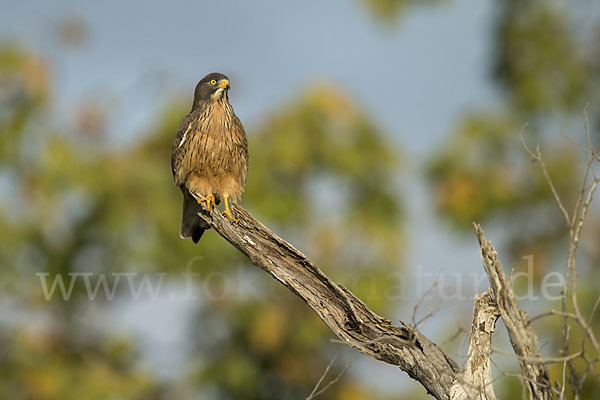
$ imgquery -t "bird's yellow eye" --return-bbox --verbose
[210,79,217,85]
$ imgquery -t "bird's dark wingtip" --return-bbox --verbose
[191,228,205,244]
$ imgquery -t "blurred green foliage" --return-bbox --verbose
[188,86,406,399]
[494,0,590,113]
[361,0,445,24]
[364,0,600,395]
[427,0,599,261]
[422,0,600,396]
[0,329,159,400]
[428,112,578,230]
[0,39,404,398]
[2,0,600,398]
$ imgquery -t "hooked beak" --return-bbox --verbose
[217,79,229,89]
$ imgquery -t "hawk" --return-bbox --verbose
[171,72,248,243]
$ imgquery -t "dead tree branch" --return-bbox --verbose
[195,151,596,399]
[450,292,500,400]
[473,224,553,399]
[198,204,460,399]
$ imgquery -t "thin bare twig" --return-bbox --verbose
[521,107,600,398]
[520,128,571,226]
[527,309,580,326]
[587,295,600,325]
[492,346,584,365]
[490,358,556,395]
[442,326,467,346]
[306,355,352,400]
[583,104,600,163]
[411,275,440,328]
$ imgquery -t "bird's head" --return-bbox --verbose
[193,72,230,106]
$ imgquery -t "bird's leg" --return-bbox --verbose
[197,194,215,212]
[222,195,238,223]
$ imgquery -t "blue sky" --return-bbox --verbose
[1,0,498,153]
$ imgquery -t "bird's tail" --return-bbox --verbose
[180,191,210,243]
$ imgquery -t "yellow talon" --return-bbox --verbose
[222,195,238,223]
[222,210,238,223]
[197,194,215,212]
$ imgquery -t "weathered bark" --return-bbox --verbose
[450,292,499,400]
[474,224,552,399]
[199,204,460,399]
[195,205,551,399]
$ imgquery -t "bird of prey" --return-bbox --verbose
[171,72,248,243]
